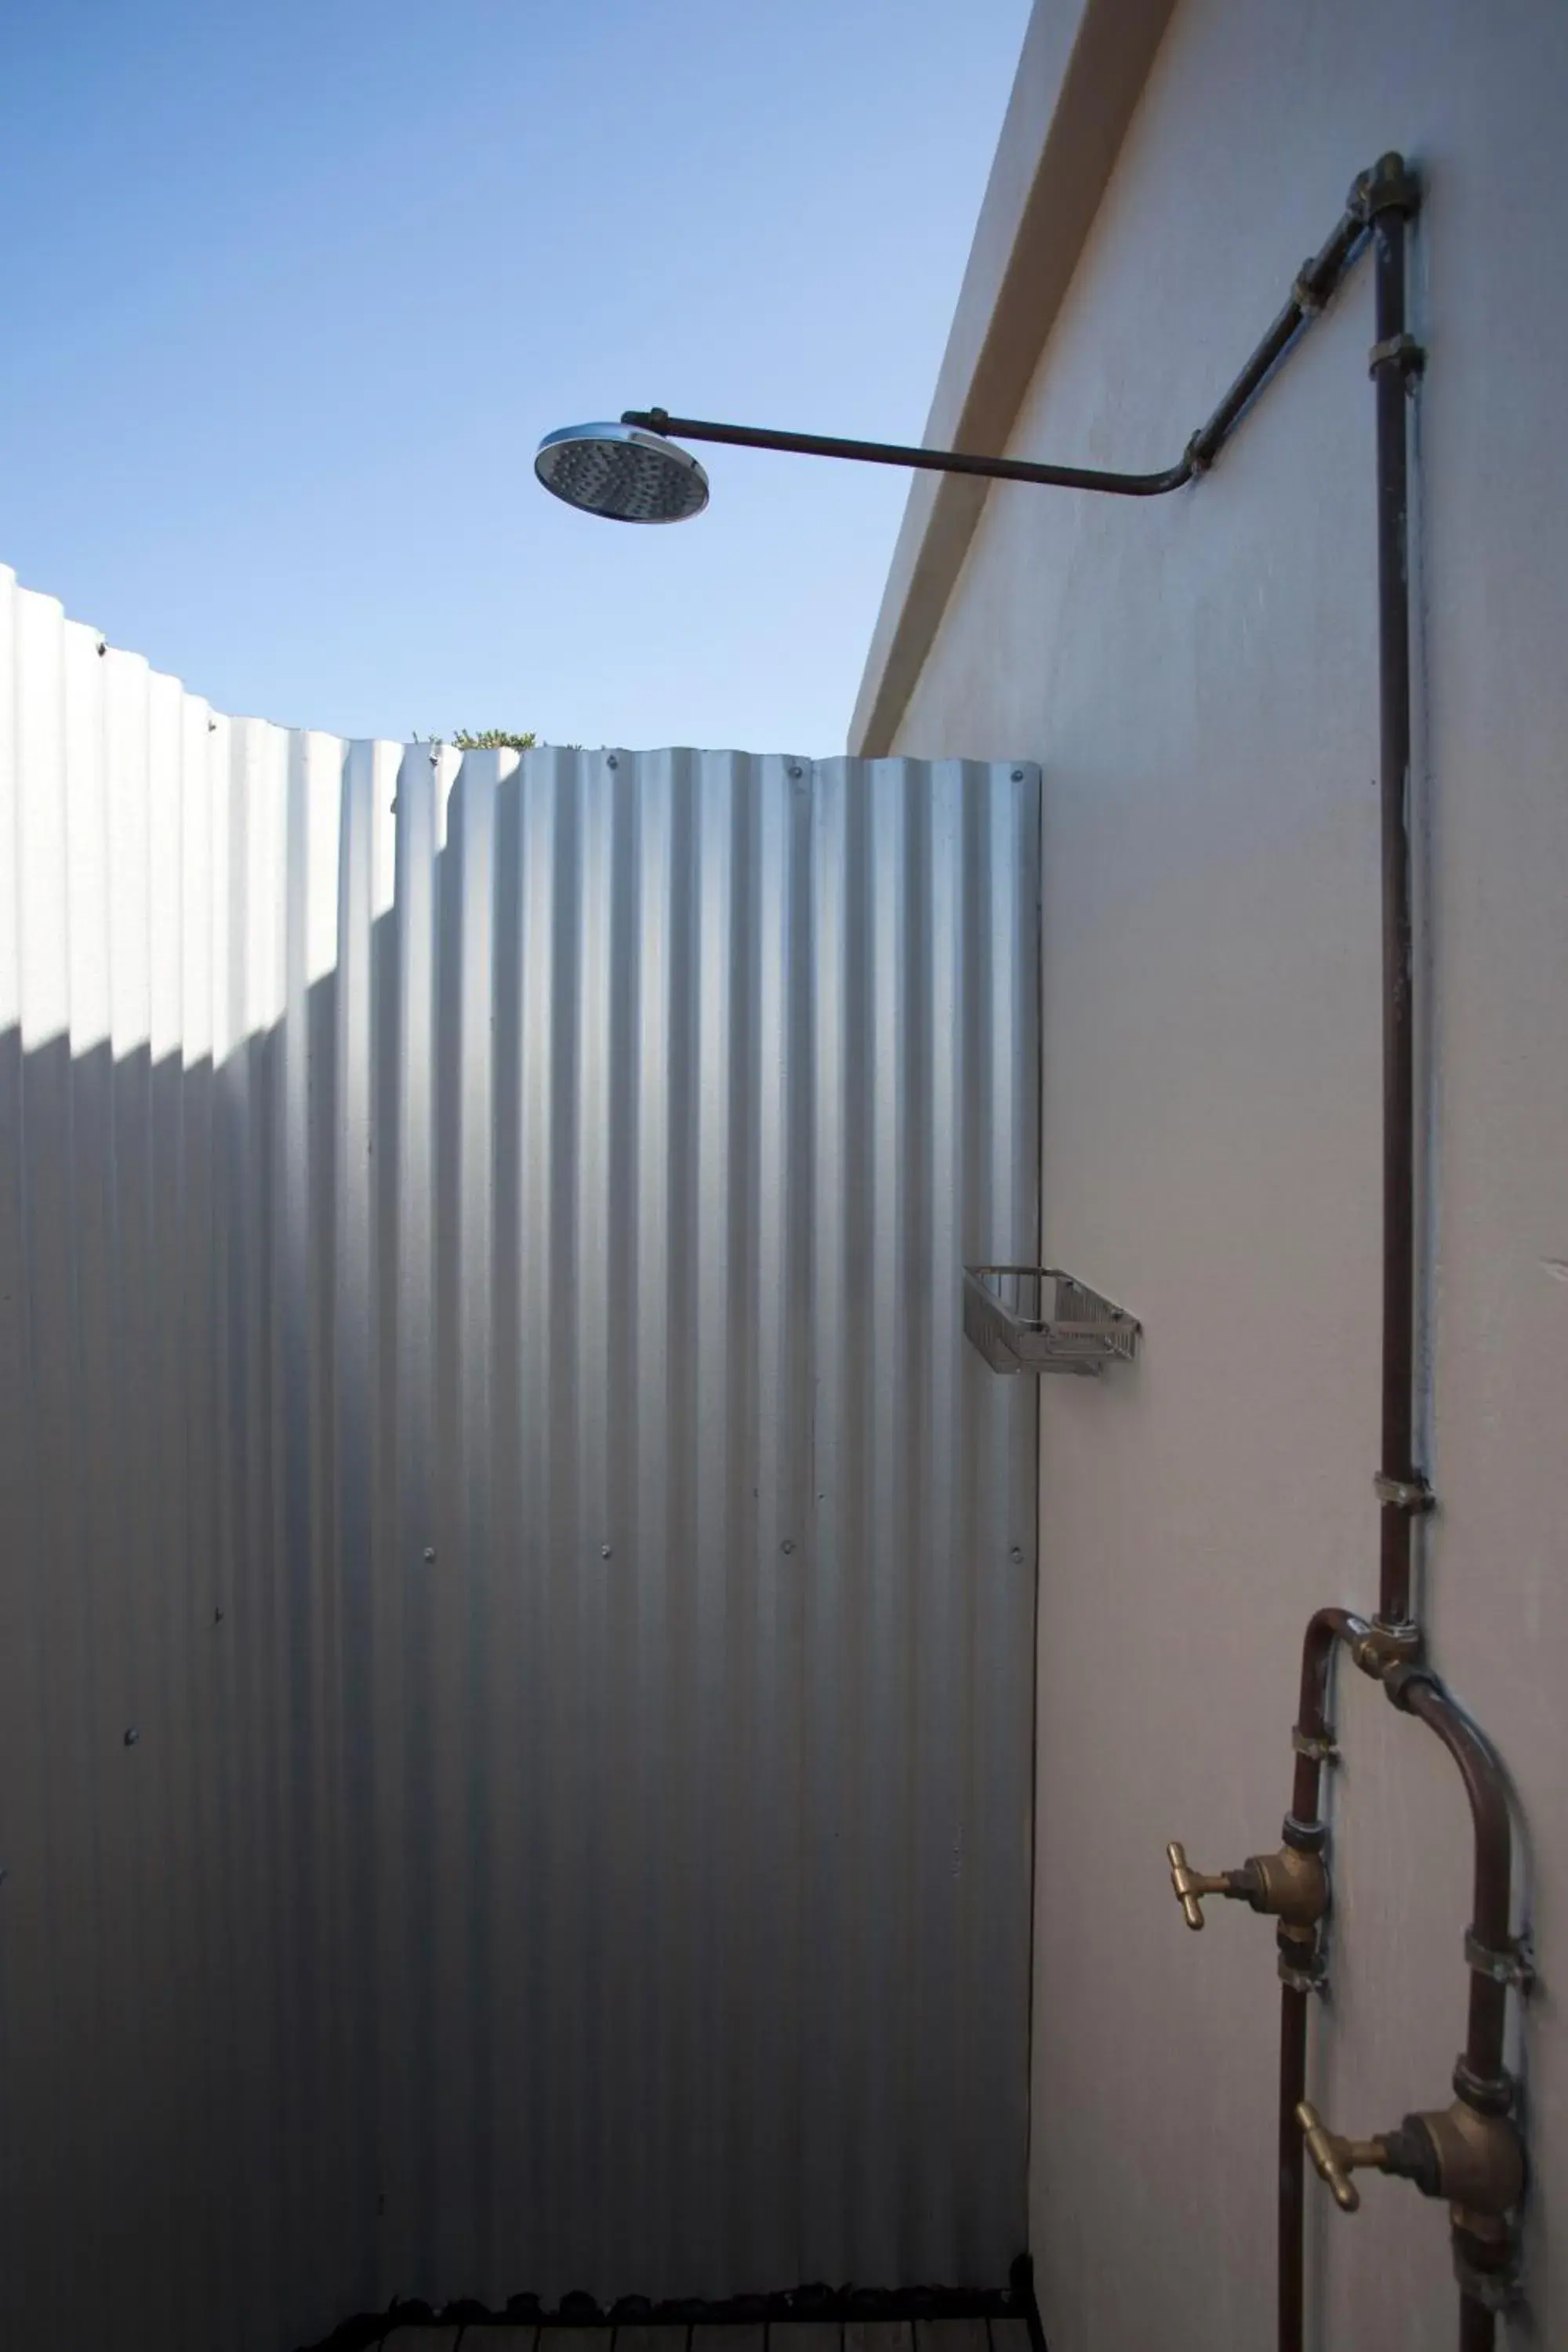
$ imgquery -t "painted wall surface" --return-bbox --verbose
[0,570,1042,2350]
[882,2,1568,2345]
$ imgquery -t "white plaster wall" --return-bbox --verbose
[887,2,1568,2344]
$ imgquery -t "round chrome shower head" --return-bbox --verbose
[534,422,710,524]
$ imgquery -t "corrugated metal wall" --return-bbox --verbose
[0,566,1040,2352]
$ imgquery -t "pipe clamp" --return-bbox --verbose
[1368,332,1427,380]
[1465,1927,1535,1994]
[1374,1471,1435,1512]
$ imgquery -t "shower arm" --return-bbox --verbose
[623,164,1382,501]
[636,151,1527,2352]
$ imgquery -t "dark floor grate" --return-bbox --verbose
[298,2263,1047,2352]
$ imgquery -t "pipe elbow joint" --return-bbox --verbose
[1352,152,1421,223]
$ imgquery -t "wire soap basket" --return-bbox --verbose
[963,1265,1141,1377]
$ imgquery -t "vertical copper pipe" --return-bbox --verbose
[1291,1606,1368,1823]
[1459,2295,1496,2352]
[1372,185,1419,1628]
[1279,1980,1309,2352]
[1279,1606,1364,2352]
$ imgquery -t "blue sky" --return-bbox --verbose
[0,0,1030,752]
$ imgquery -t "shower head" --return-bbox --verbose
[534,422,710,524]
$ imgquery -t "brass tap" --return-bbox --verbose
[1296,2101,1392,2212]
[1296,2094,1524,2220]
[1166,1836,1328,1932]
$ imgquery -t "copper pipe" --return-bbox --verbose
[1459,2296,1495,2352]
[1220,157,1527,2352]
[1279,1605,1366,2352]
[1275,160,1429,2347]
[1279,1980,1309,2352]
[1134,151,1526,2352]
[1381,1671,1522,2337]
[1285,163,1530,2351]
[1371,182,1422,1627]
[1279,1644,1522,2349]
[1399,1680,1515,2083]
[1290,1606,1369,1823]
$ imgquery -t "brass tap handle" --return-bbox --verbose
[1166,1841,1232,1930]
[1298,2101,1360,2211]
[1296,2101,1391,2214]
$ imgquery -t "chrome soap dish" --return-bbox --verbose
[963,1265,1140,1377]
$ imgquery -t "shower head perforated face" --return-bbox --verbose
[534,423,710,524]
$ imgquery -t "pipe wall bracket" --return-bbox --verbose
[1374,1471,1435,1512]
[1465,1927,1536,1995]
[1368,332,1427,382]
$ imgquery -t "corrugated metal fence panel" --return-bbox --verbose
[0,566,1040,2352]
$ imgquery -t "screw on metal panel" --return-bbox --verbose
[788,764,804,780]
[423,1546,436,1563]
[607,753,619,769]
[1011,768,1025,782]
[1011,1546,1025,1563]
[213,1607,224,1624]
[96,640,107,657]
[780,1539,796,1555]
[208,718,218,733]
[123,1729,140,1747]
[601,1544,613,1559]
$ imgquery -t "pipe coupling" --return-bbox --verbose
[1349,1618,1425,1683]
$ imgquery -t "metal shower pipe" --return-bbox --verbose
[622,176,1373,503]
[628,149,1527,2351]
